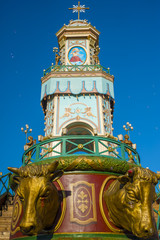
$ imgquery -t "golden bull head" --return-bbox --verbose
[104,167,160,239]
[8,161,63,235]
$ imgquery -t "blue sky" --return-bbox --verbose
[0,0,160,175]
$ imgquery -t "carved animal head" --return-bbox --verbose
[104,167,160,239]
[8,161,63,235]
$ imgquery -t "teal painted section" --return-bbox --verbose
[8,233,141,240]
[41,76,114,100]
[9,233,159,240]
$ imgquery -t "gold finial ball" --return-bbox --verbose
[78,144,83,149]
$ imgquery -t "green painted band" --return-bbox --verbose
[10,233,138,240]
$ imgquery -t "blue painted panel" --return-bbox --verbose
[41,77,114,100]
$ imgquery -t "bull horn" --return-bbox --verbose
[8,167,20,175]
[47,161,59,173]
[156,173,160,180]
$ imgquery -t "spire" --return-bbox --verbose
[68,1,89,20]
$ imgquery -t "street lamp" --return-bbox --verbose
[21,124,32,143]
[123,122,133,140]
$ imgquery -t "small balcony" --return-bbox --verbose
[22,135,140,167]
[42,64,110,77]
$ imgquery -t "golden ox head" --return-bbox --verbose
[8,161,63,235]
[104,167,160,239]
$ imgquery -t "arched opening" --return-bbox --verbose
[65,123,94,155]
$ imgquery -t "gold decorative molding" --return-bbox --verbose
[54,179,66,232]
[99,176,123,233]
[89,37,96,48]
[10,194,22,235]
[41,71,114,84]
[59,38,65,49]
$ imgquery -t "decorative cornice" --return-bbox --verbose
[56,24,100,39]
[56,26,100,43]
[41,71,114,84]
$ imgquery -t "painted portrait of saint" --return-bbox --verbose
[68,46,87,65]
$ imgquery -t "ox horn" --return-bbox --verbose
[8,167,20,175]
[47,161,59,173]
[156,173,160,180]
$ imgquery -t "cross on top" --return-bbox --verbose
[69,1,89,20]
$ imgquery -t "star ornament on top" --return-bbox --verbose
[69,1,89,20]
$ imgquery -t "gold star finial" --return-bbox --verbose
[68,1,89,20]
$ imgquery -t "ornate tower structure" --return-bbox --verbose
[41,18,114,142]
[9,3,160,240]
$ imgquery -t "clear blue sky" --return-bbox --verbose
[0,0,160,175]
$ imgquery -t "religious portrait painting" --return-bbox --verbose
[68,46,87,65]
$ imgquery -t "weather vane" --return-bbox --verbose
[69,1,89,20]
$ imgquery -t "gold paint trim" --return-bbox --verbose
[11,195,22,235]
[41,71,114,84]
[54,179,66,232]
[70,181,97,225]
[99,176,123,233]
[11,226,20,236]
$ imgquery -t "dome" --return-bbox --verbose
[68,19,89,27]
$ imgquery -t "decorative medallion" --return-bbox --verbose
[68,46,87,65]
[70,181,97,225]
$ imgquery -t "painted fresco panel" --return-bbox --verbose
[68,46,87,65]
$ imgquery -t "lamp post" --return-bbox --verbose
[21,124,32,144]
[123,122,133,140]
[117,122,136,163]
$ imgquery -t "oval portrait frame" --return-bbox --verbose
[68,46,87,65]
